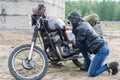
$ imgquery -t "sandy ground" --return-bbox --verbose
[0,30,120,80]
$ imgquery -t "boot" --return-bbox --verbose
[106,62,119,75]
[80,60,91,71]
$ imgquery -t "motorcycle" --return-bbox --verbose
[8,15,83,80]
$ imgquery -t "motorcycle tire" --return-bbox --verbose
[72,59,83,67]
[8,44,48,80]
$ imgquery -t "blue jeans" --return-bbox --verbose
[79,45,91,62]
[80,43,109,77]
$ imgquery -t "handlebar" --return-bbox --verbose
[28,14,47,28]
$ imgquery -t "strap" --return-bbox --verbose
[106,64,112,75]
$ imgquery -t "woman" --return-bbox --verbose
[83,14,104,38]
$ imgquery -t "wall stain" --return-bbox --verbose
[0,7,7,30]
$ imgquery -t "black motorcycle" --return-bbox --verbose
[8,15,83,80]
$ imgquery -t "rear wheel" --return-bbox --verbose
[72,54,84,67]
[72,59,82,67]
[8,44,48,80]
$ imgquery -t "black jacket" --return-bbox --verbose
[73,22,105,54]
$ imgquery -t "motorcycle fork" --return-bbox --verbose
[28,26,38,60]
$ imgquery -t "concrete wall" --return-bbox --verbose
[0,0,65,33]
[102,21,120,27]
[44,0,65,19]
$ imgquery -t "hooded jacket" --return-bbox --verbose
[72,21,105,54]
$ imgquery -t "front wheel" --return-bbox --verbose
[8,44,48,80]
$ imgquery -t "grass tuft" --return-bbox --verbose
[0,56,7,61]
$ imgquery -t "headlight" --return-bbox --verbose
[28,14,32,26]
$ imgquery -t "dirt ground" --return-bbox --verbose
[0,30,120,80]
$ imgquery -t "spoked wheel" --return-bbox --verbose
[8,44,48,80]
